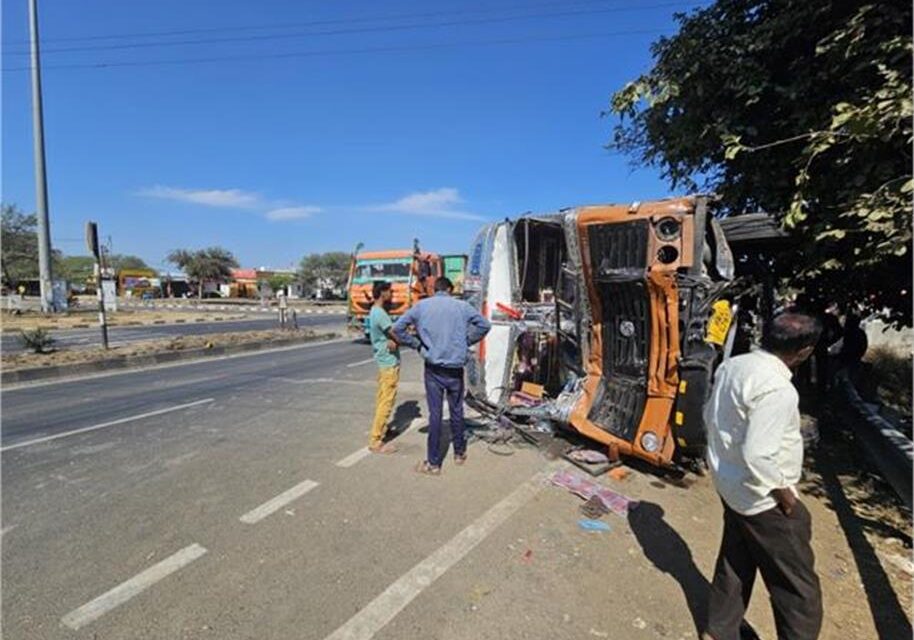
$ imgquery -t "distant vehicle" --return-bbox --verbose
[118,269,161,298]
[345,241,467,335]
[463,196,745,469]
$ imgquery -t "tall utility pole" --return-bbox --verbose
[29,0,55,313]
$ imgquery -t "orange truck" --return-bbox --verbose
[346,242,466,335]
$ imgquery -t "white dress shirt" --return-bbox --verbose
[704,349,803,515]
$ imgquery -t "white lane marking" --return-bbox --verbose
[0,399,214,452]
[275,376,337,384]
[1,524,18,536]
[239,479,320,524]
[346,358,375,368]
[61,543,207,630]
[1,337,351,392]
[323,470,549,640]
[335,418,424,468]
[335,447,371,468]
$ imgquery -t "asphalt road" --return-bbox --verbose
[0,340,891,639]
[0,314,346,353]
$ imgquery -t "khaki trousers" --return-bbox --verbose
[370,366,400,446]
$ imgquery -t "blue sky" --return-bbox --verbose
[2,0,702,272]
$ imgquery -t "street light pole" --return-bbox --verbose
[28,0,55,313]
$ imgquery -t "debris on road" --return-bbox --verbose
[567,449,610,464]
[607,466,631,482]
[579,495,610,519]
[549,469,638,517]
[578,519,611,532]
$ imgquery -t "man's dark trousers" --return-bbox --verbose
[707,499,822,640]
[423,364,466,467]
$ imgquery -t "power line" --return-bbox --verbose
[2,0,697,46]
[2,28,666,72]
[3,2,695,56]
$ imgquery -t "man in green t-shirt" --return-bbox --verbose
[368,280,400,453]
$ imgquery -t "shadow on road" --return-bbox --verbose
[628,501,711,635]
[389,400,422,435]
[803,435,912,639]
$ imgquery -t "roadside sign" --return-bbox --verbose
[85,221,100,258]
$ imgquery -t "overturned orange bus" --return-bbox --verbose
[464,196,747,468]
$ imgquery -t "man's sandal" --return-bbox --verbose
[454,454,467,466]
[369,442,397,454]
[415,461,441,476]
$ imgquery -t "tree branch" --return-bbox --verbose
[740,130,853,153]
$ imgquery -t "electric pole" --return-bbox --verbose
[29,0,55,313]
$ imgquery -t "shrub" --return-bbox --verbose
[20,327,56,354]
[868,345,912,413]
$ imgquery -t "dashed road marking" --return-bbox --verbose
[239,479,320,524]
[322,469,550,640]
[61,543,208,630]
[346,358,375,368]
[335,417,424,468]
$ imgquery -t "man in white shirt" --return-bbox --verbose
[702,312,823,640]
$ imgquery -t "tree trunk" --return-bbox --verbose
[198,281,204,299]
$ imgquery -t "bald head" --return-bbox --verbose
[762,312,822,355]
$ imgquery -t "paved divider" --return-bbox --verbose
[1,334,339,386]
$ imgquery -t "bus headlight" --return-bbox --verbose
[640,431,661,453]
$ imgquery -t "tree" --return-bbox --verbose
[56,255,96,285]
[608,0,912,325]
[1,204,40,287]
[166,247,239,299]
[1,204,66,287]
[266,273,295,297]
[298,252,351,296]
[106,253,149,272]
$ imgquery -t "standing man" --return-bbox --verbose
[368,281,400,454]
[702,312,823,640]
[392,277,490,475]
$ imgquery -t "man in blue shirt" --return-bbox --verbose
[368,281,400,454]
[392,277,491,475]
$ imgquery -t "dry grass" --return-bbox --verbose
[867,345,913,415]
[0,328,335,371]
[0,309,247,332]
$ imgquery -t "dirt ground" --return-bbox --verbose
[0,309,248,332]
[449,416,912,640]
[799,411,913,638]
[0,328,336,371]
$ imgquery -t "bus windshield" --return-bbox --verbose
[352,258,412,283]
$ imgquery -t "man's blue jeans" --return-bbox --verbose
[424,364,466,467]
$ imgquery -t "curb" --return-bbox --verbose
[0,315,252,335]
[833,370,913,509]
[1,335,335,386]
[119,302,346,315]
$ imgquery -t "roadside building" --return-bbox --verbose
[224,268,304,299]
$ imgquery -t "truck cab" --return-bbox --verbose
[346,249,443,335]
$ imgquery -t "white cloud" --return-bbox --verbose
[368,188,486,221]
[138,185,262,209]
[138,185,324,222]
[265,206,322,221]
